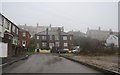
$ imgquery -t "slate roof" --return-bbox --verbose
[36,30,71,36]
[86,29,118,41]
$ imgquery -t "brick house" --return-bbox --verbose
[35,28,73,51]
[19,29,31,48]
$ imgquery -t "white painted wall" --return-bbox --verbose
[0,14,3,38]
[106,34,118,47]
[0,42,8,57]
[0,15,12,38]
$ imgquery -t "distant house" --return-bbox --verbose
[106,33,118,47]
[18,24,64,38]
[35,27,73,51]
[18,24,36,38]
[19,29,31,47]
[68,30,86,38]
[86,27,118,42]
[36,24,64,33]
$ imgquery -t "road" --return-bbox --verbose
[3,53,104,73]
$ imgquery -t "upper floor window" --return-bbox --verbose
[37,36,39,39]
[55,42,59,47]
[42,36,46,40]
[12,25,15,33]
[55,35,59,40]
[16,28,18,35]
[23,32,26,37]
[6,20,9,30]
[70,36,72,40]
[49,35,52,40]
[0,15,2,26]
[63,36,67,40]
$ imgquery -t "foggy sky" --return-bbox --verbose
[1,2,118,33]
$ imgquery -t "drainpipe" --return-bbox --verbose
[46,28,49,49]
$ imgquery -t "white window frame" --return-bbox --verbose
[49,35,52,40]
[37,36,39,39]
[70,36,72,40]
[64,43,68,47]
[42,36,46,40]
[55,35,59,40]
[0,15,2,26]
[6,20,9,29]
[23,32,26,37]
[55,42,59,47]
[12,25,15,33]
[63,36,67,40]
[16,28,18,35]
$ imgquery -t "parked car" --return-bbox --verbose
[71,48,80,53]
[57,48,69,53]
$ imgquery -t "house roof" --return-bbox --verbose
[86,29,118,41]
[36,30,71,36]
[68,31,86,37]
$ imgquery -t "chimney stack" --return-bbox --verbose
[57,27,61,35]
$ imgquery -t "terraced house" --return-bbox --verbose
[35,27,73,51]
[0,13,31,57]
[0,13,14,57]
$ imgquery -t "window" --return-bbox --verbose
[12,25,15,33]
[23,32,26,37]
[64,43,68,47]
[37,36,39,39]
[16,28,18,35]
[63,36,67,40]
[70,36,72,40]
[55,42,59,47]
[49,35,52,40]
[42,36,46,40]
[42,42,47,47]
[55,35,59,40]
[6,20,9,29]
[0,15,2,26]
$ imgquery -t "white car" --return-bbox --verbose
[71,49,80,53]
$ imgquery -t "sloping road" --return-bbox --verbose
[3,53,103,73]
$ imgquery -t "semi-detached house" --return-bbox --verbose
[35,28,73,51]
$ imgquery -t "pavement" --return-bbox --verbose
[2,53,104,73]
[0,55,29,68]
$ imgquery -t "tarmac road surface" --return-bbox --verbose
[3,53,104,73]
